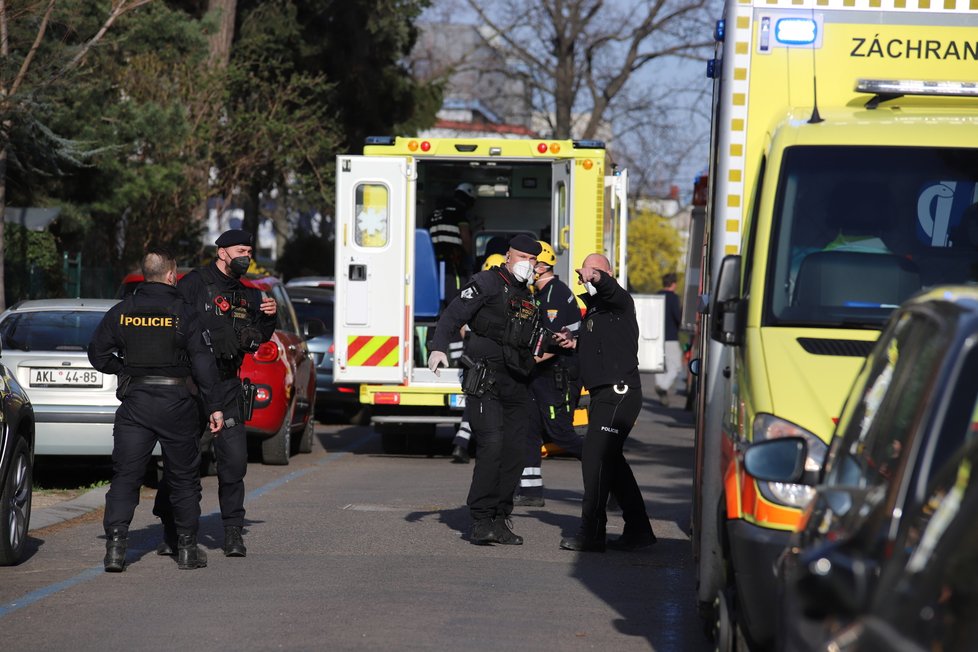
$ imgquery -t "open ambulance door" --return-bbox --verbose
[551,160,573,282]
[334,155,414,384]
[606,168,629,287]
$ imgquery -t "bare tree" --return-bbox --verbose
[0,0,154,309]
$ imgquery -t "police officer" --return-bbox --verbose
[427,182,475,264]
[449,252,508,464]
[156,229,277,558]
[514,241,584,507]
[89,248,225,572]
[555,253,657,552]
[427,235,541,545]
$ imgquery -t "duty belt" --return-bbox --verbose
[131,375,187,386]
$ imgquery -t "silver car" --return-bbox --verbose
[0,299,149,457]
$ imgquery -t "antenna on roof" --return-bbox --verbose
[808,9,824,124]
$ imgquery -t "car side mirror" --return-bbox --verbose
[710,254,744,346]
[743,437,813,484]
[795,538,876,619]
[302,318,326,340]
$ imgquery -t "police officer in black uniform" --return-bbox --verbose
[89,248,225,572]
[514,241,584,507]
[427,234,541,545]
[156,229,277,558]
[427,182,475,265]
[555,253,657,552]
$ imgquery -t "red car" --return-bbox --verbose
[118,272,321,466]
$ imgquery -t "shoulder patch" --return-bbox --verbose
[459,282,480,300]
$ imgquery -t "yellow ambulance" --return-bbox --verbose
[689,1,978,648]
[332,137,632,453]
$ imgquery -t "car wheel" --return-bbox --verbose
[0,437,32,566]
[261,408,292,465]
[296,417,315,455]
[714,587,738,652]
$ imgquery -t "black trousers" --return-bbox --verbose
[155,377,248,528]
[104,385,202,535]
[578,383,651,538]
[520,368,584,496]
[466,371,529,521]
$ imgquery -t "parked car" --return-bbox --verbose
[237,275,321,464]
[285,286,363,423]
[284,276,335,290]
[0,299,136,457]
[0,344,36,566]
[118,272,323,465]
[743,284,978,651]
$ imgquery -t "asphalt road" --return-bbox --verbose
[1,374,710,651]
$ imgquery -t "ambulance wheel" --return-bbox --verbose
[262,414,292,465]
[714,587,738,652]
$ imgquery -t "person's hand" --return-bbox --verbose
[260,296,277,315]
[553,327,576,349]
[208,411,224,434]
[427,351,449,375]
[575,266,600,286]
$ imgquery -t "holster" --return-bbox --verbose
[116,374,131,401]
[460,357,495,398]
[241,378,257,422]
[553,363,569,396]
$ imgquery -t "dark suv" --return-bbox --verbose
[0,344,36,565]
[744,285,978,651]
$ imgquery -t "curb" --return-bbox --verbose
[29,485,109,532]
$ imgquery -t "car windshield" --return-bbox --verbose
[766,146,978,328]
[0,310,104,352]
[291,299,333,334]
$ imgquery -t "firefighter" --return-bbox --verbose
[427,235,541,545]
[554,253,657,552]
[154,229,277,558]
[427,182,475,270]
[89,248,225,572]
[514,241,584,507]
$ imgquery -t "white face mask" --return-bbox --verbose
[583,281,598,296]
[511,260,534,283]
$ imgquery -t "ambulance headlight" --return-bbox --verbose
[775,18,817,46]
[751,414,828,508]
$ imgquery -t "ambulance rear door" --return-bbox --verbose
[334,155,414,384]
[606,168,629,287]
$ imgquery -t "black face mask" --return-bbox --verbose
[228,255,250,278]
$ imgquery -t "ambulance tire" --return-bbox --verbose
[261,408,293,465]
[714,587,736,652]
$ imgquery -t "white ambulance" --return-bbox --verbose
[333,136,664,453]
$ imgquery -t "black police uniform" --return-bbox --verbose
[161,260,275,535]
[430,263,537,543]
[561,269,655,551]
[518,275,584,502]
[88,281,221,564]
[427,192,470,262]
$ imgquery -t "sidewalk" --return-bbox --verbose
[29,486,109,532]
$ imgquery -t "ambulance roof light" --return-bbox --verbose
[774,18,817,46]
[572,139,605,150]
[364,136,395,146]
[714,19,725,43]
[856,79,978,98]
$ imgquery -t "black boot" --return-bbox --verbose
[607,527,657,551]
[469,518,496,545]
[223,526,247,557]
[177,534,208,570]
[451,444,470,464]
[156,519,178,556]
[492,518,524,545]
[103,527,128,572]
[559,523,606,553]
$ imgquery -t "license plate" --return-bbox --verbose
[30,368,103,388]
[449,394,466,409]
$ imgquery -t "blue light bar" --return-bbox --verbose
[715,19,725,43]
[775,18,817,46]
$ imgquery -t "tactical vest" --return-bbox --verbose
[118,295,187,368]
[199,265,253,361]
[468,271,539,376]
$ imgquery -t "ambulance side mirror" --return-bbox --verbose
[710,254,744,346]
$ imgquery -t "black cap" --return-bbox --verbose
[509,234,542,256]
[215,229,253,248]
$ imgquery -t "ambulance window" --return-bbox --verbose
[354,184,389,248]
